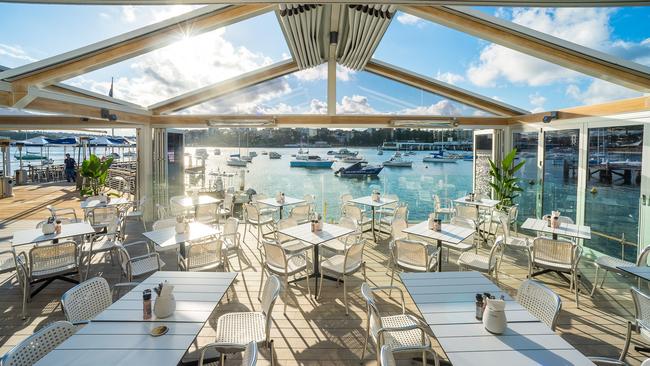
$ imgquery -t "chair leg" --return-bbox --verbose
[243,222,248,241]
[318,272,324,300]
[305,269,311,298]
[389,264,396,296]
[343,275,348,316]
[590,267,600,297]
[283,276,289,315]
[574,272,580,308]
[269,339,275,366]
[599,270,608,289]
[361,317,370,360]
[423,350,427,366]
[258,267,266,301]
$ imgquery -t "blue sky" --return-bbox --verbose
[1,4,649,116]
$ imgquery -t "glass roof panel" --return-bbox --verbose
[0,3,201,68]
[373,10,642,113]
[176,65,326,114]
[62,12,290,106]
[336,70,491,116]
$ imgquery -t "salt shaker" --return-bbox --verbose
[54,219,62,234]
[143,289,152,320]
[475,293,484,320]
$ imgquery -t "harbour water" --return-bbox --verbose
[185,146,473,222]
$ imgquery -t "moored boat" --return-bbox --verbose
[383,152,412,167]
[226,156,247,166]
[423,152,458,163]
[341,156,366,163]
[332,148,358,158]
[195,148,209,159]
[290,154,334,168]
[269,151,281,159]
[335,162,383,177]
[213,148,221,156]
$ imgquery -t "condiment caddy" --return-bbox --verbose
[475,292,507,334]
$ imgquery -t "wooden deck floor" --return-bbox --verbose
[0,184,646,365]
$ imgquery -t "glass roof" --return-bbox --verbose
[336,70,490,116]
[176,66,326,114]
[0,3,201,68]
[373,10,643,113]
[62,12,290,106]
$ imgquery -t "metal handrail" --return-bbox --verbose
[590,230,637,261]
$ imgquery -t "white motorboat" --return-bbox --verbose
[423,152,458,163]
[383,152,412,167]
[226,157,247,166]
[342,156,366,163]
[195,148,209,159]
[269,151,281,159]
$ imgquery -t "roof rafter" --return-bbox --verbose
[402,5,650,92]
[2,0,645,6]
[364,59,528,116]
[150,59,299,114]
[0,4,272,92]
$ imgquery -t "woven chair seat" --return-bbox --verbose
[321,254,362,274]
[131,256,164,277]
[458,252,495,271]
[503,235,529,248]
[215,312,266,345]
[533,258,572,272]
[378,314,430,352]
[83,239,118,253]
[32,263,77,278]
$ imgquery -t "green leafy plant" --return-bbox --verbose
[80,154,114,197]
[488,148,525,210]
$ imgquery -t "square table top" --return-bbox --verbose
[454,195,500,208]
[36,271,237,366]
[279,222,354,246]
[170,195,221,208]
[257,196,305,208]
[143,222,220,251]
[403,220,474,244]
[80,197,130,209]
[12,222,95,247]
[521,218,591,240]
[617,266,650,281]
[349,195,398,208]
[400,271,594,366]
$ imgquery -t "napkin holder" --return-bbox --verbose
[41,222,55,235]
[175,217,186,234]
[482,298,507,334]
[153,282,176,319]
[372,190,381,203]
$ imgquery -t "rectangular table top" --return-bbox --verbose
[454,196,500,208]
[403,220,474,244]
[400,271,594,366]
[279,222,354,246]
[349,195,398,208]
[617,265,650,281]
[36,271,236,366]
[521,218,591,240]
[170,195,221,208]
[143,222,220,252]
[12,222,95,247]
[257,196,305,208]
[80,197,130,209]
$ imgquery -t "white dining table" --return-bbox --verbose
[349,195,398,241]
[143,221,220,255]
[80,196,130,210]
[403,220,474,272]
[35,271,237,366]
[400,271,595,366]
[521,217,592,240]
[257,196,305,219]
[170,195,221,215]
[454,195,500,219]
[12,222,95,247]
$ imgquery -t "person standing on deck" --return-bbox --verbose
[64,153,76,183]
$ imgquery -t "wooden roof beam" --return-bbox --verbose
[365,59,528,116]
[402,5,650,92]
[150,59,299,114]
[0,115,142,129]
[2,0,646,6]
[0,4,272,90]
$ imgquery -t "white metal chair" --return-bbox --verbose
[389,238,439,290]
[288,204,311,224]
[340,193,353,216]
[432,194,454,221]
[252,193,280,217]
[516,280,562,331]
[318,240,367,315]
[529,237,582,306]
[377,194,399,223]
[222,217,244,270]
[85,206,120,232]
[274,217,311,255]
[342,205,372,233]
[46,204,80,223]
[156,203,170,220]
[211,275,281,366]
[457,237,503,283]
[591,246,650,296]
[0,320,77,366]
[259,239,310,314]
[179,236,228,272]
[82,216,123,280]
[506,204,519,234]
[243,203,275,249]
[379,205,408,232]
[20,240,80,300]
[116,240,164,282]
[0,250,27,319]
[301,194,316,215]
[380,345,440,366]
[455,205,478,220]
[321,217,361,255]
[496,215,529,261]
[441,217,477,260]
[196,202,219,226]
[61,276,111,324]
[217,193,234,224]
[360,283,438,365]
[152,218,177,230]
[198,341,258,366]
[588,287,648,365]
[125,195,147,231]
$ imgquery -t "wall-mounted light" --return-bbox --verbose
[542,111,559,123]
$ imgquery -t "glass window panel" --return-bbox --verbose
[542,129,579,221]
[474,132,493,198]
[585,125,643,261]
[513,131,540,225]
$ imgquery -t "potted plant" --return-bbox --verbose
[488,148,525,211]
[79,154,114,197]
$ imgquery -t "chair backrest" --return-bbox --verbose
[223,193,234,211]
[241,341,258,366]
[29,241,78,276]
[245,203,260,220]
[498,215,512,240]
[87,206,119,226]
[392,205,408,221]
[186,237,223,270]
[61,277,112,323]
[275,218,297,243]
[451,216,476,230]
[380,345,397,366]
[632,287,650,342]
[0,250,17,275]
[289,205,310,221]
[195,202,218,222]
[339,216,358,231]
[637,246,650,267]
[391,219,408,241]
[507,205,519,223]
[531,237,576,267]
[169,195,187,215]
[156,204,170,219]
[0,321,77,366]
[558,216,574,224]
[340,193,353,204]
[343,241,365,273]
[223,217,239,237]
[360,283,383,337]
[47,205,78,221]
[152,218,177,231]
[260,275,282,342]
[343,205,363,223]
[455,205,478,219]
[251,194,267,204]
[394,239,427,269]
[432,194,442,211]
[262,240,287,271]
[384,194,399,210]
[517,280,561,331]
[35,217,76,228]
[303,194,315,204]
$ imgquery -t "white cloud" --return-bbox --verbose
[335,95,469,116]
[528,92,547,113]
[435,71,465,85]
[337,95,376,114]
[121,6,137,23]
[400,100,462,116]
[396,13,425,27]
[0,44,37,65]
[309,99,328,114]
[293,63,354,82]
[565,79,641,105]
